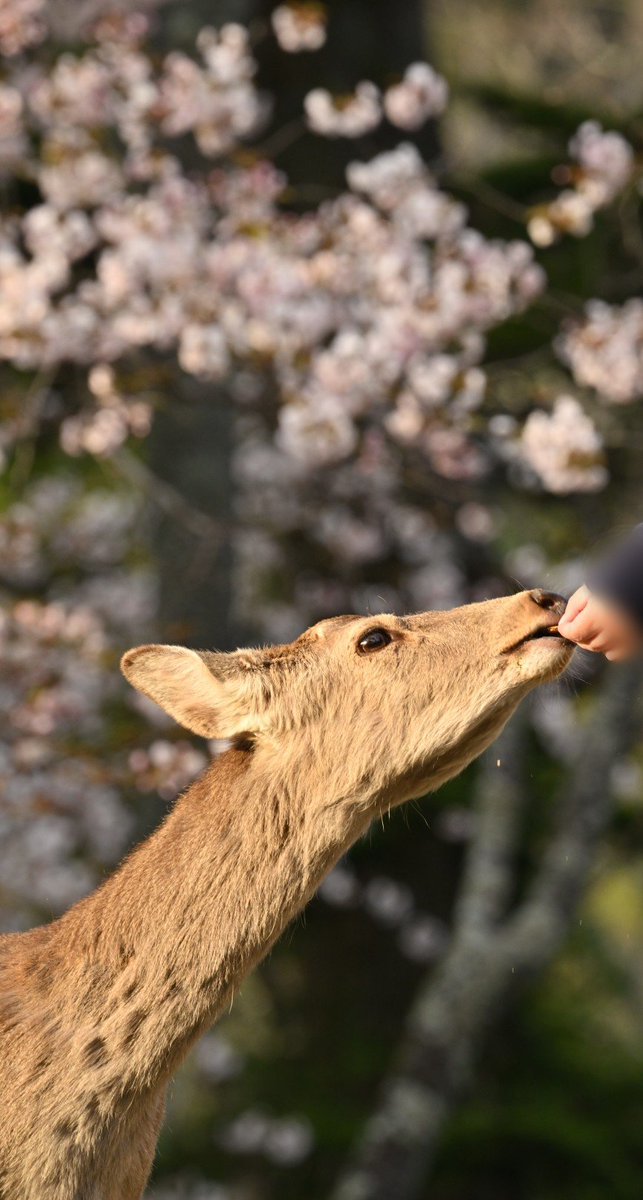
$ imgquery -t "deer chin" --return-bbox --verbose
[511,630,575,683]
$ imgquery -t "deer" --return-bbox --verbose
[0,588,573,1200]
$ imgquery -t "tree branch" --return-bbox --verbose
[453,713,529,936]
[107,448,225,543]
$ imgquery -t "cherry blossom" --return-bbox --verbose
[178,324,230,380]
[60,368,152,458]
[347,142,466,238]
[271,3,327,53]
[0,10,635,511]
[383,63,448,131]
[0,0,46,55]
[517,394,608,494]
[0,595,131,924]
[571,120,634,206]
[304,82,382,137]
[558,299,643,404]
[0,14,583,502]
[158,26,267,158]
[0,471,189,931]
[528,121,635,246]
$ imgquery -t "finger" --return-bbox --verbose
[560,610,604,643]
[559,585,590,631]
[586,636,611,653]
[568,625,615,651]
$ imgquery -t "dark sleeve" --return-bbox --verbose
[590,524,643,630]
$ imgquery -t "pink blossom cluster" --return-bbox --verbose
[528,121,635,246]
[61,365,153,458]
[305,82,382,137]
[232,428,475,642]
[558,299,643,404]
[0,11,544,483]
[383,63,448,131]
[271,3,327,53]
[159,25,267,158]
[1,9,625,513]
[305,62,447,138]
[0,475,145,587]
[0,472,191,931]
[0,594,133,925]
[517,394,608,494]
[0,9,636,601]
[0,0,46,56]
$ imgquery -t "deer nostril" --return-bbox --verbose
[529,588,568,616]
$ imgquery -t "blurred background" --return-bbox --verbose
[1,1,643,1197]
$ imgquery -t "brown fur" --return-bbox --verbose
[0,590,572,1199]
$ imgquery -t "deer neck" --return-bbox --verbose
[53,747,365,1097]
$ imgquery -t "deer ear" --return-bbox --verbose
[120,644,271,739]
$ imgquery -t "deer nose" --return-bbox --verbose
[529,588,567,618]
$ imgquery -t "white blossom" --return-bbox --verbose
[179,324,230,380]
[0,0,46,55]
[528,190,594,245]
[384,63,448,130]
[159,35,265,158]
[528,121,634,245]
[348,143,465,238]
[272,4,327,52]
[277,400,358,466]
[519,394,607,494]
[571,120,633,206]
[305,82,382,137]
[558,299,643,404]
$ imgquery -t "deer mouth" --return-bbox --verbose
[503,624,572,655]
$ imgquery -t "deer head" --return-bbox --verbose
[121,589,573,814]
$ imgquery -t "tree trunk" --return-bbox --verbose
[149,0,435,649]
[147,378,237,649]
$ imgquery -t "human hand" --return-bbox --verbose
[558,584,643,662]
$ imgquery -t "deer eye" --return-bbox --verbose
[357,628,392,654]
